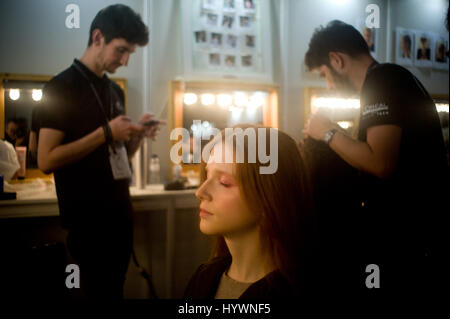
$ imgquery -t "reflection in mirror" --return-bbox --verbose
[184,90,265,132]
[303,88,360,138]
[169,81,279,186]
[182,90,266,168]
[2,76,49,170]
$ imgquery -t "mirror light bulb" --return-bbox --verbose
[184,93,198,105]
[32,89,43,101]
[9,89,20,101]
[201,94,215,106]
[217,94,232,107]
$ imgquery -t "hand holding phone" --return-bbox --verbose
[142,119,160,127]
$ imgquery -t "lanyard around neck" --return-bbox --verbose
[72,62,113,123]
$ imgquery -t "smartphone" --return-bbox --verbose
[142,119,160,127]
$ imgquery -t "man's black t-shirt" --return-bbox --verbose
[358,63,447,258]
[40,59,132,230]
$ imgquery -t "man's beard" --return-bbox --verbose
[329,67,358,96]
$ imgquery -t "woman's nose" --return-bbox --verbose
[195,181,211,201]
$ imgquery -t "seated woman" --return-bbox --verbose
[184,125,317,299]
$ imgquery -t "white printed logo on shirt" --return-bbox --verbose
[362,103,390,119]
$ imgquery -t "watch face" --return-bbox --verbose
[323,130,335,143]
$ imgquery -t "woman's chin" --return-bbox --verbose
[199,220,220,236]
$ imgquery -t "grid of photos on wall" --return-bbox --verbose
[395,27,449,70]
[192,0,262,74]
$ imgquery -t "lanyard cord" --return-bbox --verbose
[72,62,113,123]
[72,62,117,153]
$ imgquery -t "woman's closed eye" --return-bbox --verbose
[220,181,230,187]
[219,176,234,187]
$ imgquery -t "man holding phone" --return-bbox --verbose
[38,5,163,299]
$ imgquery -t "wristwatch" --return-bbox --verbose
[323,128,338,144]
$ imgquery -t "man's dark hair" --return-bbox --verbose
[88,4,149,47]
[305,20,370,71]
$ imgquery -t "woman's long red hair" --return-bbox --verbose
[201,125,317,293]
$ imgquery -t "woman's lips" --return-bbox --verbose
[199,208,213,218]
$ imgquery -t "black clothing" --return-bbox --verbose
[39,59,133,298]
[66,213,133,299]
[302,138,364,292]
[184,256,294,299]
[40,59,130,230]
[357,63,447,291]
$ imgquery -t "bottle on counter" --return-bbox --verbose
[15,146,27,180]
[149,154,160,184]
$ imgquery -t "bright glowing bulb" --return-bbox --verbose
[234,92,248,107]
[337,121,353,129]
[249,93,265,108]
[436,103,449,113]
[32,89,43,101]
[201,94,215,106]
[184,93,198,105]
[9,89,20,101]
[217,94,233,107]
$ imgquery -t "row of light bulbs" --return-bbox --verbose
[312,96,449,113]
[184,92,266,109]
[8,88,43,101]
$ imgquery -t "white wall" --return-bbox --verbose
[145,0,183,184]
